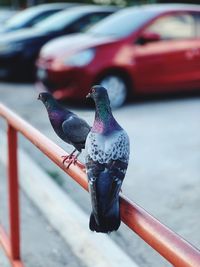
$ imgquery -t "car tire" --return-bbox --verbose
[98,74,128,108]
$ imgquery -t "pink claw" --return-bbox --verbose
[62,155,72,164]
[62,154,78,168]
[61,150,82,169]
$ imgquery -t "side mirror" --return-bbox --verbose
[137,32,161,45]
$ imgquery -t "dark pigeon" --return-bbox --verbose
[85,85,130,233]
[38,92,91,167]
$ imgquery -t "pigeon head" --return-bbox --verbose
[38,92,58,109]
[86,85,118,132]
[86,85,110,105]
[38,92,54,103]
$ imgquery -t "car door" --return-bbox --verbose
[133,12,200,94]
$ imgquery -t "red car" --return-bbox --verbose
[36,4,200,108]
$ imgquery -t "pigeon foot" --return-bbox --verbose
[62,150,81,169]
[62,148,77,164]
[62,154,73,164]
[65,155,78,168]
[62,154,77,168]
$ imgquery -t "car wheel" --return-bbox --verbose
[99,75,128,108]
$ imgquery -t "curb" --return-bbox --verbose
[0,131,139,267]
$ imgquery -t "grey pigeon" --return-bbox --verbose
[38,92,91,167]
[85,85,130,233]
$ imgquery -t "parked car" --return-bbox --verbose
[36,4,200,108]
[0,3,77,34]
[0,5,118,80]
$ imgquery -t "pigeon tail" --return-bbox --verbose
[89,201,121,233]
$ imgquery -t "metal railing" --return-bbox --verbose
[0,102,200,267]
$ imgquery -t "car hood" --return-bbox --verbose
[40,33,118,58]
[0,28,51,44]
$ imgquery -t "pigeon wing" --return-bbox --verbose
[105,159,128,208]
[62,115,90,147]
[87,157,128,216]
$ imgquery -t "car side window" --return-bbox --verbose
[144,13,196,40]
[30,10,59,26]
[73,13,110,32]
[196,14,200,37]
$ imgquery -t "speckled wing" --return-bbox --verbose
[62,115,90,149]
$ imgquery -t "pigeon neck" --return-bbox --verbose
[44,100,67,127]
[45,100,61,112]
[93,100,120,134]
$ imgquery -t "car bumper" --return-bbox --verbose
[36,66,94,101]
[0,54,18,78]
[0,52,34,79]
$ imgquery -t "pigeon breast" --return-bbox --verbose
[86,129,129,164]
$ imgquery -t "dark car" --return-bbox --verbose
[36,4,200,108]
[0,3,76,34]
[0,5,118,80]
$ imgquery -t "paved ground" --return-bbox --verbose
[0,82,200,267]
[0,163,85,267]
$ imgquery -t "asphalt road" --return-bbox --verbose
[0,82,200,267]
[0,163,85,267]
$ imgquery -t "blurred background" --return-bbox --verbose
[0,1,200,267]
[1,0,200,9]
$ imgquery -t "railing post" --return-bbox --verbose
[7,124,20,260]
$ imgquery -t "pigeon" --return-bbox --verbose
[38,92,91,167]
[85,85,130,233]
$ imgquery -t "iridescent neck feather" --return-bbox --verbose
[92,97,121,134]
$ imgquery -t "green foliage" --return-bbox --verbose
[0,0,157,8]
[0,0,11,6]
[158,0,199,2]
[1,0,199,9]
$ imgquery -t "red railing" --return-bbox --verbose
[0,102,200,267]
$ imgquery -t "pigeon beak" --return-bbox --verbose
[86,92,92,98]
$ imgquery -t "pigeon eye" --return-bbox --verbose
[92,89,95,93]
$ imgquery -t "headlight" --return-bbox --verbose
[0,42,24,54]
[63,49,95,67]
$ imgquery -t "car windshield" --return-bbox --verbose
[5,7,44,28]
[34,8,85,32]
[87,8,158,38]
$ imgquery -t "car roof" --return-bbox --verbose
[125,3,200,14]
[26,3,82,10]
[57,4,119,14]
